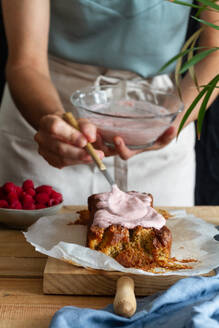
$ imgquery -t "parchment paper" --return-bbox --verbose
[23,210,219,276]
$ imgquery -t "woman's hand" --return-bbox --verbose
[110,110,189,160]
[34,114,105,169]
[111,126,177,160]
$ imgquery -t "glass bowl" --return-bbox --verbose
[70,83,183,149]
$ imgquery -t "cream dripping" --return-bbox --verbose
[92,185,166,229]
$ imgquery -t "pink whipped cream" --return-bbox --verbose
[92,185,166,230]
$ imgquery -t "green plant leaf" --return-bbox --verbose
[181,28,204,53]
[197,0,219,10]
[180,48,219,73]
[167,0,219,138]
[199,84,219,88]
[188,37,200,90]
[178,74,219,136]
[194,5,207,17]
[191,16,219,30]
[174,28,204,95]
[197,86,215,138]
[159,28,204,74]
[158,47,204,73]
[175,52,183,98]
[177,87,207,136]
[197,74,219,137]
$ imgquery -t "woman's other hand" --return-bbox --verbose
[111,110,187,160]
[112,126,177,160]
[34,115,104,168]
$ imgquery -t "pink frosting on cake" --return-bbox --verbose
[92,185,166,229]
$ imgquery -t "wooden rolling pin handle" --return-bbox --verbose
[63,112,106,170]
[113,276,137,318]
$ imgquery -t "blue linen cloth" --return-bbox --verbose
[50,268,219,328]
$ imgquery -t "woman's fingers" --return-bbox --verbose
[154,126,176,148]
[38,148,74,169]
[38,146,98,168]
[113,126,177,160]
[94,133,117,157]
[35,131,86,159]
[39,115,90,147]
[35,114,104,168]
[78,118,97,143]
[113,137,139,160]
[35,133,104,167]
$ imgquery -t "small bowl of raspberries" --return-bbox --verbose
[0,180,63,229]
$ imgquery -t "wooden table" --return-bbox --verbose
[0,206,219,328]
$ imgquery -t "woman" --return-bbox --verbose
[0,0,218,205]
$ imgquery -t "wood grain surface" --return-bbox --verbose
[0,206,219,328]
[43,258,215,296]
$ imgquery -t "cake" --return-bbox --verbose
[85,185,174,271]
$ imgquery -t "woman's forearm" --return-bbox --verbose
[6,64,65,130]
[2,0,55,130]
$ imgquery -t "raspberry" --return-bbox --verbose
[7,191,18,204]
[35,185,52,195]
[1,180,63,209]
[21,193,33,203]
[25,188,36,197]
[0,187,5,199]
[3,182,17,194]
[35,192,50,205]
[35,203,46,209]
[10,200,22,210]
[21,194,34,209]
[19,191,26,202]
[22,179,34,191]
[23,202,35,210]
[50,191,63,203]
[0,199,8,208]
[16,186,22,197]
[48,198,59,207]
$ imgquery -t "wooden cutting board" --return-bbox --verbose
[43,257,215,296]
[43,206,218,296]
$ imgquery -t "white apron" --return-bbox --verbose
[0,56,195,206]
